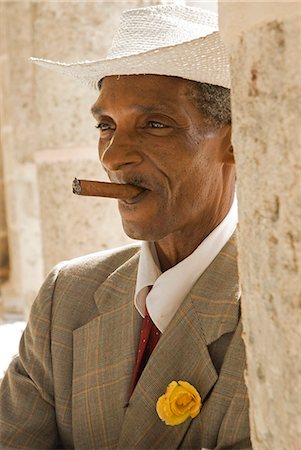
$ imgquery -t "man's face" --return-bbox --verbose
[91,75,232,242]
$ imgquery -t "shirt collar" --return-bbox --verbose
[134,194,238,332]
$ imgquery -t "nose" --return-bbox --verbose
[100,131,143,172]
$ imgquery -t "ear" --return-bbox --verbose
[220,125,235,165]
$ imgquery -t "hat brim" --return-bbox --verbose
[30,32,230,90]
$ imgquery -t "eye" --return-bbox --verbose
[95,122,115,132]
[147,121,166,128]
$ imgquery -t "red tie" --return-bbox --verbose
[129,305,161,397]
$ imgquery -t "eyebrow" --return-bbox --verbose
[90,103,177,118]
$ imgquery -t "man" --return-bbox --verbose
[0,4,251,449]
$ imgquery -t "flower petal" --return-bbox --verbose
[156,380,202,426]
[164,411,191,426]
[165,381,178,400]
[178,380,200,399]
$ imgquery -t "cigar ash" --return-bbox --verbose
[72,178,82,195]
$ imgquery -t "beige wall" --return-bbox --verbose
[0,0,163,318]
[219,2,301,448]
[219,1,300,46]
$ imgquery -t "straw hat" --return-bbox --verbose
[30,4,230,89]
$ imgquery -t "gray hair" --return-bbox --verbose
[187,81,231,129]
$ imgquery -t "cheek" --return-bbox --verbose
[172,154,208,189]
[173,157,219,208]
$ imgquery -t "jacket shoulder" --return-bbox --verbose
[51,243,140,318]
[32,243,140,331]
[57,243,140,283]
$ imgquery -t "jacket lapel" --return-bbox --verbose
[190,233,241,347]
[72,251,142,450]
[118,234,240,449]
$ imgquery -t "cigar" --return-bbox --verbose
[72,178,144,199]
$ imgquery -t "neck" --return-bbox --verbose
[155,189,235,272]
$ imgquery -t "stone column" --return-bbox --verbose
[0,0,164,318]
[219,2,301,448]
[0,2,44,318]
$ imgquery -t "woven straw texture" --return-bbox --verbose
[30,5,230,89]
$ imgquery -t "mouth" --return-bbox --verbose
[121,187,150,205]
[111,175,153,205]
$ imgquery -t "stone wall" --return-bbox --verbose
[0,0,164,318]
[219,2,301,448]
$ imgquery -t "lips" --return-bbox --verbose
[122,187,149,205]
[110,174,152,204]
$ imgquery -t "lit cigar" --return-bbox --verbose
[72,178,144,199]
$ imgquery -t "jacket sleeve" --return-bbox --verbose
[0,263,66,449]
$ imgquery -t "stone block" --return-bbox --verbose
[0,162,44,316]
[228,11,301,449]
[219,1,301,46]
[2,2,36,161]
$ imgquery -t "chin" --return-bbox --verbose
[122,219,168,242]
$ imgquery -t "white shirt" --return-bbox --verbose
[134,194,238,333]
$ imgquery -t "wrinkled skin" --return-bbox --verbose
[91,75,235,271]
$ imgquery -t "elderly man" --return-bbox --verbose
[0,4,251,449]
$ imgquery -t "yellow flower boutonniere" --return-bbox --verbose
[156,380,202,426]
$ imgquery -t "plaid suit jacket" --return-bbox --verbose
[0,235,251,449]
